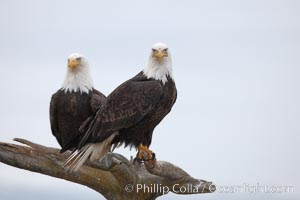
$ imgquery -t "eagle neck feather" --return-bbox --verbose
[62,66,94,94]
[143,55,174,84]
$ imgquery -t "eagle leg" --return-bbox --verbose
[136,144,154,161]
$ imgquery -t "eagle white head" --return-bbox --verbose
[143,42,174,84]
[62,53,94,94]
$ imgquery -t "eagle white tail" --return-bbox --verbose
[63,133,117,172]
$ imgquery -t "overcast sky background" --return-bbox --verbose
[0,0,299,199]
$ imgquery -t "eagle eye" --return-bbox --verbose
[163,48,168,52]
[76,57,81,61]
[152,49,157,52]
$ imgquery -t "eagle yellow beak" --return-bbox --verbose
[68,59,78,70]
[154,50,167,60]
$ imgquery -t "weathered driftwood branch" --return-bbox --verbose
[0,138,215,200]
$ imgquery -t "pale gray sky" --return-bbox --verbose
[0,0,299,199]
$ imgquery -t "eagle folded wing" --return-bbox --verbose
[49,92,62,147]
[78,79,163,149]
[90,90,106,113]
[79,90,106,134]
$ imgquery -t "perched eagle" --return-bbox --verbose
[50,53,106,153]
[64,43,177,171]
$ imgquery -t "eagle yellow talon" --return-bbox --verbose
[136,144,154,161]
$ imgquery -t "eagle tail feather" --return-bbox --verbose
[63,144,92,171]
[63,132,118,172]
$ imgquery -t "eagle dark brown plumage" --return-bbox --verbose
[79,71,176,149]
[50,89,105,152]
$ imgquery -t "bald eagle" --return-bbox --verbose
[50,53,106,153]
[64,43,177,171]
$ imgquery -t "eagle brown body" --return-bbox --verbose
[79,72,177,149]
[50,89,105,152]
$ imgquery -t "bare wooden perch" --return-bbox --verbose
[0,138,215,200]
